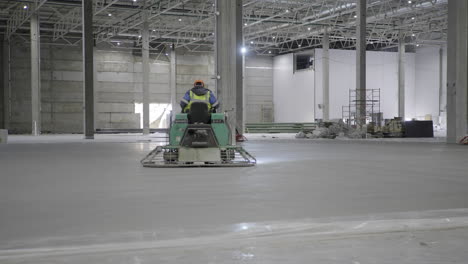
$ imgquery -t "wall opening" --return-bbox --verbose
[134,103,172,129]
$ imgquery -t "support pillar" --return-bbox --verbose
[142,11,150,135]
[322,31,330,121]
[241,52,246,134]
[447,0,468,143]
[398,32,405,119]
[356,0,367,126]
[31,11,41,136]
[215,0,242,143]
[0,40,4,129]
[82,0,94,139]
[93,47,98,129]
[3,40,10,130]
[170,45,177,117]
[438,47,444,117]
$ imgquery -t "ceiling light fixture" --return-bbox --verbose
[108,13,112,16]
[268,50,272,54]
[23,5,28,9]
[178,18,182,22]
[241,47,247,54]
[250,41,254,44]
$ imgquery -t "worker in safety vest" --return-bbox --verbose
[180,80,219,113]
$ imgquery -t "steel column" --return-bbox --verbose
[3,40,10,130]
[439,47,444,117]
[398,32,406,119]
[142,11,150,135]
[355,0,367,126]
[241,53,246,134]
[82,0,94,139]
[215,0,242,143]
[170,45,177,117]
[31,10,41,136]
[93,47,98,129]
[0,40,3,129]
[322,31,330,121]
[447,0,467,143]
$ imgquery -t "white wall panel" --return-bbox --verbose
[273,54,315,122]
[310,49,417,121]
[414,46,442,119]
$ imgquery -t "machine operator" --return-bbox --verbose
[180,80,219,113]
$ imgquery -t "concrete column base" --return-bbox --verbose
[0,129,7,143]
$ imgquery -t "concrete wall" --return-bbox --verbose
[314,48,416,120]
[274,49,423,122]
[5,43,273,133]
[273,53,315,122]
[245,56,274,123]
[414,46,447,120]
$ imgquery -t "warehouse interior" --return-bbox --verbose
[0,0,468,263]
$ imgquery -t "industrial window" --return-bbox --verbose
[294,52,314,72]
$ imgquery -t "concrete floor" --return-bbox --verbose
[1,135,468,263]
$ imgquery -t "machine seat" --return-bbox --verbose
[188,101,211,124]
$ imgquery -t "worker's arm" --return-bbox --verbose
[209,92,219,110]
[180,91,190,112]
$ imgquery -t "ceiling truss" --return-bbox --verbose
[0,0,448,55]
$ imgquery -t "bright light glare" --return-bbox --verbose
[241,47,247,54]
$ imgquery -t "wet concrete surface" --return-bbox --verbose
[1,137,467,262]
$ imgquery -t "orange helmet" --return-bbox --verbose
[194,80,205,88]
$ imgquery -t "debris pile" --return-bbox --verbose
[295,121,366,139]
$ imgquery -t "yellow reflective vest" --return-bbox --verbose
[183,90,212,112]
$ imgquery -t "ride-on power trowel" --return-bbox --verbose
[140,102,256,167]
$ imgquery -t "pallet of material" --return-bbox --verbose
[245,123,317,133]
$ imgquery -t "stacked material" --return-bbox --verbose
[246,123,316,133]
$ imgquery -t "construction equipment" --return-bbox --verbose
[141,102,256,167]
[382,117,405,137]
